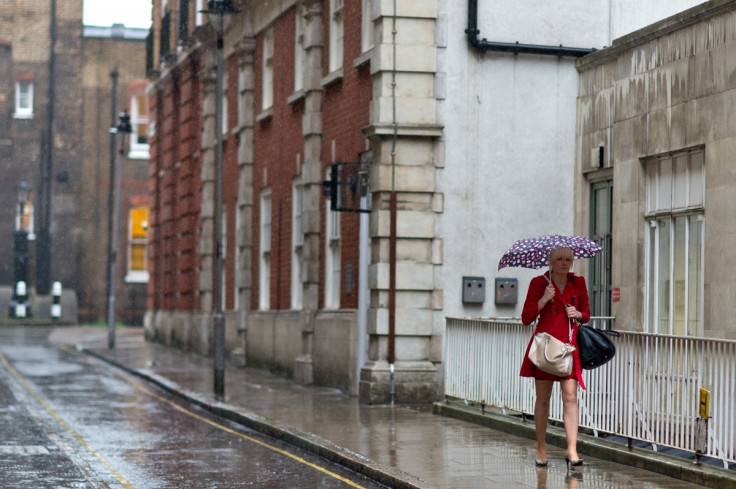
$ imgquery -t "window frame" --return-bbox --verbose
[128,93,151,160]
[259,189,272,310]
[125,205,150,283]
[291,182,304,309]
[294,6,306,93]
[262,28,274,110]
[324,174,341,309]
[360,0,374,54]
[644,149,705,337]
[14,80,34,119]
[329,0,344,73]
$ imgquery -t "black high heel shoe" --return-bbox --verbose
[565,452,583,470]
[535,459,548,467]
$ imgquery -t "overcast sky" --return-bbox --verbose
[83,0,153,28]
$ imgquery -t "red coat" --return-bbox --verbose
[519,271,590,390]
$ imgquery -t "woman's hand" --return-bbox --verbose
[538,282,555,312]
[542,283,555,302]
[565,305,583,321]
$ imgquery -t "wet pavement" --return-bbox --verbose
[0,327,391,488]
[49,326,736,489]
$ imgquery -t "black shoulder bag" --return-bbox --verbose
[576,325,621,370]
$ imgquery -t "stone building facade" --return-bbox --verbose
[575,0,736,340]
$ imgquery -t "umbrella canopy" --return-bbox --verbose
[498,234,603,271]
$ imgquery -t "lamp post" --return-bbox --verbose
[106,69,119,328]
[107,110,132,349]
[12,181,32,317]
[200,0,238,401]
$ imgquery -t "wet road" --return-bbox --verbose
[0,327,388,489]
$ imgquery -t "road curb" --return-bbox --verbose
[433,401,736,489]
[83,347,433,489]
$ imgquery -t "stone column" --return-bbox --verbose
[294,0,324,384]
[233,37,256,365]
[198,45,218,320]
[359,0,443,404]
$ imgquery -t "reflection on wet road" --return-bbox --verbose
[0,327,388,489]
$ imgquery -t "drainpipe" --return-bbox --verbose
[388,0,398,407]
[465,0,596,57]
[38,0,58,296]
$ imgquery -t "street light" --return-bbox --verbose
[107,110,132,349]
[200,0,238,401]
[11,181,32,317]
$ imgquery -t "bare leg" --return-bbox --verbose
[534,379,554,461]
[560,378,580,460]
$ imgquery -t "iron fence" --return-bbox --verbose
[444,317,736,467]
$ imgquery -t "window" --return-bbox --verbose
[14,80,34,119]
[259,190,272,310]
[589,179,612,317]
[262,28,274,110]
[361,0,374,53]
[126,206,150,283]
[221,73,229,135]
[294,6,306,93]
[221,206,228,311]
[178,0,190,42]
[645,150,704,336]
[329,0,344,72]
[291,183,304,309]
[324,177,341,309]
[195,0,205,26]
[129,93,150,159]
[233,206,240,310]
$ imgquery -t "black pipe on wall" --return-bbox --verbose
[466,0,596,58]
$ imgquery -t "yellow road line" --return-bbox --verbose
[0,353,135,489]
[59,345,369,489]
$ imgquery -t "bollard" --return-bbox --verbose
[51,281,62,320]
[14,281,27,319]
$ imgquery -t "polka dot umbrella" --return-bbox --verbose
[498,234,603,271]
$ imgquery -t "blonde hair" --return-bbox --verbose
[550,247,573,262]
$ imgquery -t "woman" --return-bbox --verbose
[520,247,590,469]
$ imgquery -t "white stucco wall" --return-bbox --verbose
[435,0,706,325]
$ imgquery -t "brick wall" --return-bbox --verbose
[148,56,203,312]
[80,35,148,323]
[320,0,372,310]
[252,8,306,311]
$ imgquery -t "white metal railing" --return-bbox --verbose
[444,317,736,467]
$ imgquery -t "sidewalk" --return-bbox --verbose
[59,326,733,489]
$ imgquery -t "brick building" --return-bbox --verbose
[81,24,151,324]
[0,0,150,324]
[146,0,441,403]
[0,0,85,301]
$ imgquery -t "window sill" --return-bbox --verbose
[582,166,613,176]
[256,107,273,123]
[128,149,150,160]
[321,67,344,87]
[13,112,33,120]
[288,89,306,105]
[125,271,149,283]
[352,49,372,68]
